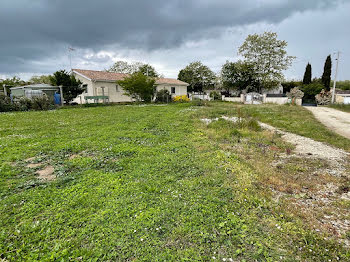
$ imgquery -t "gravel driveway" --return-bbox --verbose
[305,106,350,139]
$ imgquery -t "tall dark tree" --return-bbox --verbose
[50,70,83,103]
[302,63,312,85]
[321,55,332,91]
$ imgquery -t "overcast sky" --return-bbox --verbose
[0,0,349,81]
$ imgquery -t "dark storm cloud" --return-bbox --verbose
[0,0,345,74]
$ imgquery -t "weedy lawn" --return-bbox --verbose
[0,103,349,261]
[327,104,350,113]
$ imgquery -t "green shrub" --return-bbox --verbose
[191,98,208,106]
[155,89,171,103]
[0,94,16,112]
[16,97,33,111]
[331,80,350,90]
[31,96,53,110]
[209,91,221,100]
[245,118,261,132]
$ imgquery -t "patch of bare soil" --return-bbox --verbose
[36,166,55,181]
[25,157,36,162]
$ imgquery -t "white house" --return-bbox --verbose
[72,69,189,103]
[335,89,350,104]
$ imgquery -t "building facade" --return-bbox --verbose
[72,69,188,103]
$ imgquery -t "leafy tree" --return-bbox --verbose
[221,61,237,92]
[178,61,216,92]
[29,75,52,84]
[321,55,332,91]
[138,64,159,77]
[50,70,83,103]
[302,63,312,85]
[0,76,26,94]
[107,61,143,74]
[238,32,295,89]
[117,72,156,102]
[331,80,350,90]
[107,61,159,77]
[221,60,260,93]
[281,80,303,93]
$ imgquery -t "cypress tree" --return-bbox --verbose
[302,63,312,85]
[321,55,332,90]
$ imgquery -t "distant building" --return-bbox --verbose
[335,89,350,104]
[10,84,60,100]
[72,69,189,103]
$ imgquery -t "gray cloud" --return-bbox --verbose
[0,0,348,77]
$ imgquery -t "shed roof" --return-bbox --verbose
[72,69,189,86]
[10,84,59,90]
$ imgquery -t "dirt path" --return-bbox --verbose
[259,122,349,162]
[201,116,349,162]
[305,106,350,139]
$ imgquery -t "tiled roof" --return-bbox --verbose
[72,69,188,86]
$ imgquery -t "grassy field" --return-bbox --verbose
[1,103,349,261]
[327,104,350,113]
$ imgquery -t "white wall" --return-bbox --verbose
[156,84,187,97]
[73,73,188,103]
[93,81,134,103]
[264,96,302,106]
[222,96,242,103]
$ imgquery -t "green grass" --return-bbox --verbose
[0,103,349,261]
[327,104,350,113]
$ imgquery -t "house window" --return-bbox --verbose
[116,85,119,92]
[82,84,88,92]
[171,87,176,94]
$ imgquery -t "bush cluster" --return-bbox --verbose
[300,82,324,103]
[155,89,172,103]
[209,91,221,100]
[0,95,54,112]
[191,98,208,106]
[173,95,190,102]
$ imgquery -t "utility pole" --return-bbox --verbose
[3,84,8,96]
[331,51,340,104]
[59,85,64,106]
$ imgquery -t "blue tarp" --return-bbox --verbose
[54,92,61,105]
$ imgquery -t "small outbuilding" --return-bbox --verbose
[10,84,60,100]
[335,89,350,104]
